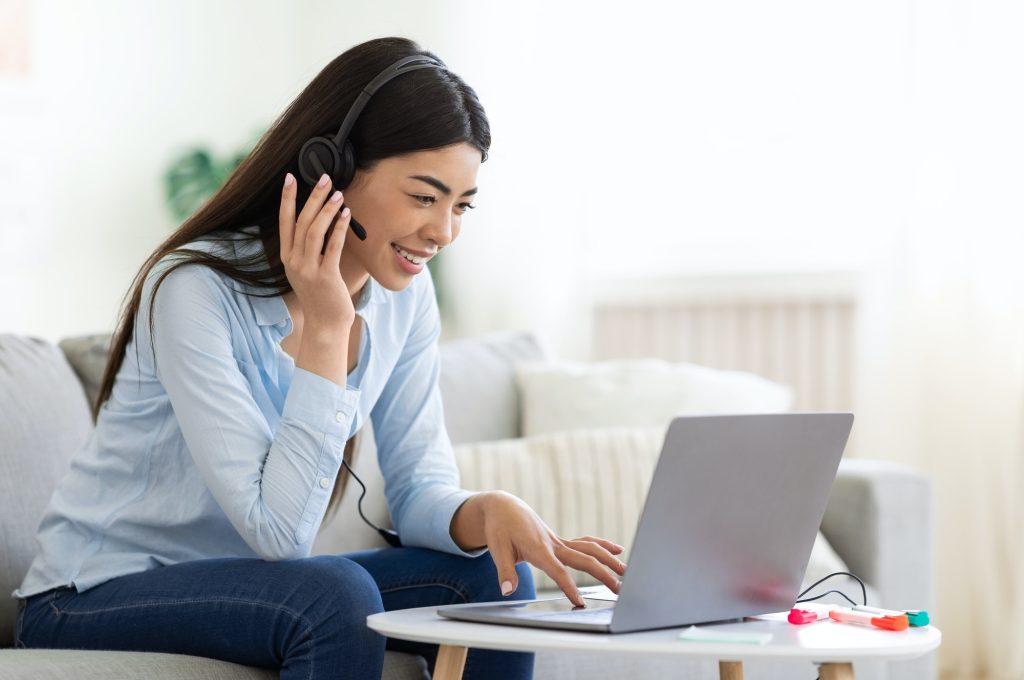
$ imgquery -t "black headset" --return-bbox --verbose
[296,53,447,243]
[303,54,448,549]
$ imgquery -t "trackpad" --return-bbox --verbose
[481,597,616,617]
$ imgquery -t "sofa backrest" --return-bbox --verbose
[0,335,95,646]
[57,333,113,412]
[438,330,550,445]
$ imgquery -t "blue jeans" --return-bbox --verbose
[14,547,536,680]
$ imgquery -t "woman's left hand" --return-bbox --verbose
[478,491,627,608]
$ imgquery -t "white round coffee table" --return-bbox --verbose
[367,603,941,680]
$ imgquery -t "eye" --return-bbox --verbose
[413,195,477,214]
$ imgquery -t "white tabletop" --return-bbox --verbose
[367,603,941,663]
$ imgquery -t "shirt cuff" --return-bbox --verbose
[406,486,489,558]
[283,366,361,435]
[442,489,490,558]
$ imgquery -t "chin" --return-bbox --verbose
[376,277,413,293]
[373,269,417,293]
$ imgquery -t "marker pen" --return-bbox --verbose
[853,605,929,627]
[788,608,818,624]
[829,607,909,631]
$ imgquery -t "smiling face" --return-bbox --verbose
[338,141,482,294]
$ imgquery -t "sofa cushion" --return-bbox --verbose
[438,330,548,445]
[0,335,94,646]
[452,425,847,594]
[57,333,113,415]
[0,648,428,679]
[514,358,794,437]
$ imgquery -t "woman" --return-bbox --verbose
[12,37,626,680]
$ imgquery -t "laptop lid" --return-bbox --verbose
[608,412,853,632]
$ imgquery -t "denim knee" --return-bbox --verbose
[293,555,386,630]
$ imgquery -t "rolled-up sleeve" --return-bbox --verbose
[370,273,487,558]
[139,259,359,560]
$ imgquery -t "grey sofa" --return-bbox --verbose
[0,330,935,679]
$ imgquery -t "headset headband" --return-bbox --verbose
[329,55,444,152]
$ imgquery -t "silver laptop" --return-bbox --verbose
[437,413,854,633]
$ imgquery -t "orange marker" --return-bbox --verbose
[829,607,908,631]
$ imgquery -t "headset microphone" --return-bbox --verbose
[297,54,447,243]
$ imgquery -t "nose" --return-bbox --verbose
[424,211,455,249]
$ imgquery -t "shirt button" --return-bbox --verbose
[335,411,346,423]
[319,477,331,489]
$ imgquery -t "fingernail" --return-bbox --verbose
[317,173,329,187]
[329,190,342,202]
[501,580,514,596]
[283,173,294,187]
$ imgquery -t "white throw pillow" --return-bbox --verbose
[452,425,846,594]
[515,358,795,438]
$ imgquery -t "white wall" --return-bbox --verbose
[1,0,306,341]
[435,1,911,359]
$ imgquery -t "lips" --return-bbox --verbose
[392,243,435,258]
[392,245,424,273]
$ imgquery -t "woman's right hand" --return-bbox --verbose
[279,172,355,328]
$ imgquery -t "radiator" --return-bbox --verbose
[590,273,859,414]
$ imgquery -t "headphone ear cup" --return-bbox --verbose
[334,139,357,189]
[298,136,341,187]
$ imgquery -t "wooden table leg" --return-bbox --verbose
[720,660,744,679]
[818,662,855,680]
[433,644,469,680]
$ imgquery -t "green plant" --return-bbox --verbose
[163,129,263,223]
[426,255,449,322]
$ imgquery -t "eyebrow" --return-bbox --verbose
[408,175,478,197]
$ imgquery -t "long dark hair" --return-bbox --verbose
[94,36,490,521]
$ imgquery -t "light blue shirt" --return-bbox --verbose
[14,226,484,600]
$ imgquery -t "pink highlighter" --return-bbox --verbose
[788,608,818,624]
[829,607,909,631]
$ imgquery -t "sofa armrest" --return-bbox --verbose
[820,458,934,612]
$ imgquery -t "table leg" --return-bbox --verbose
[818,662,855,680]
[719,660,744,679]
[433,644,469,680]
